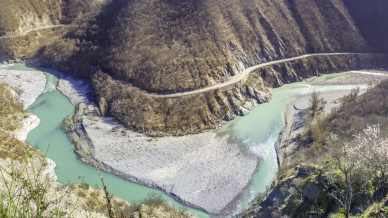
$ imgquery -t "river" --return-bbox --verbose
[2,63,369,217]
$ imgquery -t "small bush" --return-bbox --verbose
[0,160,66,218]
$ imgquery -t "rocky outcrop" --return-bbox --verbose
[93,69,270,136]
[93,53,388,136]
[242,166,335,218]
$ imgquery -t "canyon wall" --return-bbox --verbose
[104,0,370,93]
[94,53,388,136]
[1,0,388,135]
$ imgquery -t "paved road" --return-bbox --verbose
[146,53,377,98]
[0,24,74,39]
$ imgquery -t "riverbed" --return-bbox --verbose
[1,63,386,217]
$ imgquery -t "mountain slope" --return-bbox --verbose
[104,0,369,93]
[1,0,388,135]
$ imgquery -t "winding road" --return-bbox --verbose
[146,52,379,98]
[0,26,382,100]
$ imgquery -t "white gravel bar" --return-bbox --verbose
[0,68,46,109]
[57,75,94,105]
[82,116,258,214]
[57,76,259,214]
[11,114,40,142]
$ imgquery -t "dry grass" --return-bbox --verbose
[0,131,41,161]
[324,79,388,140]
[0,84,23,132]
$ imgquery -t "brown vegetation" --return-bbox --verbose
[3,0,388,135]
[0,84,23,132]
[325,80,388,140]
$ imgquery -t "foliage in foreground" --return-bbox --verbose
[300,84,388,217]
[0,160,66,218]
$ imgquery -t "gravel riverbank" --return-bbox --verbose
[57,69,388,215]
[57,75,259,215]
[0,67,46,142]
[0,68,46,109]
[11,114,40,142]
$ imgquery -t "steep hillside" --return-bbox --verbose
[243,78,388,218]
[0,0,109,58]
[0,0,61,35]
[104,0,369,93]
[2,0,388,135]
[90,0,385,135]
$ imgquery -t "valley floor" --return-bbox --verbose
[2,60,388,217]
[59,67,388,216]
[59,76,259,215]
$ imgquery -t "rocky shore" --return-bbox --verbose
[56,74,261,215]
[58,69,388,215]
[0,64,110,218]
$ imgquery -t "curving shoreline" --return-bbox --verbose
[58,68,388,216]
[12,114,40,142]
[0,66,46,142]
[62,98,259,215]
[0,64,114,218]
[3,60,387,217]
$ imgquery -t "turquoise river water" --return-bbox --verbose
[3,63,360,217]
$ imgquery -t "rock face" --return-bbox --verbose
[94,53,388,136]
[90,0,388,135]
[92,70,271,136]
[241,166,333,218]
[1,0,388,135]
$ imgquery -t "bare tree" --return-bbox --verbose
[345,125,388,192]
[101,177,115,218]
[309,91,326,120]
[323,144,362,218]
[323,125,388,218]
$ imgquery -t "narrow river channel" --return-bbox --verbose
[2,63,368,217]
